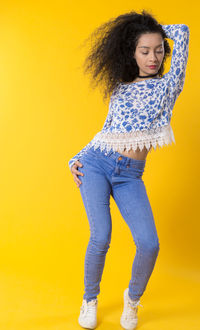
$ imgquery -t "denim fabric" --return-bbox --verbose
[77,145,160,303]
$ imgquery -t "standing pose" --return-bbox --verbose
[68,9,190,330]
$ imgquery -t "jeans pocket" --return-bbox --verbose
[78,151,97,174]
[85,148,98,160]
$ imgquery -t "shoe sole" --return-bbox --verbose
[78,316,97,329]
[78,300,98,329]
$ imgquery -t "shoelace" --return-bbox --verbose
[124,300,144,321]
[128,300,144,308]
[80,299,98,318]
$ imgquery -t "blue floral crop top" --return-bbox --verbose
[68,24,190,170]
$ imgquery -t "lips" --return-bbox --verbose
[148,66,157,69]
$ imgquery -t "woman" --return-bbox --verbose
[68,9,190,330]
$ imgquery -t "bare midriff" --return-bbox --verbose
[117,145,152,161]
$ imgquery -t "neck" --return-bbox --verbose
[138,72,159,79]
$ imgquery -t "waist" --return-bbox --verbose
[90,124,175,155]
[116,145,151,160]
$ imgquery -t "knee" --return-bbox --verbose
[90,235,111,254]
[138,240,160,256]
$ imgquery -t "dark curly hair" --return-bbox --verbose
[78,9,171,103]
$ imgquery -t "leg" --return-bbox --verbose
[78,154,112,302]
[112,177,160,301]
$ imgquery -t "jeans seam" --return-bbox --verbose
[113,188,142,278]
[80,177,96,299]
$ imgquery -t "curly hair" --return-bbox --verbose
[78,9,171,103]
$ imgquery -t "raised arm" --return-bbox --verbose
[161,24,190,96]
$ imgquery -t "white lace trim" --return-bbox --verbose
[90,124,175,152]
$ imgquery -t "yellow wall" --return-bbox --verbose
[0,1,199,329]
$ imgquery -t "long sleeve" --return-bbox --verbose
[68,96,114,170]
[161,24,190,97]
[68,140,94,170]
[101,98,114,132]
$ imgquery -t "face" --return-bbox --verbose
[133,32,165,76]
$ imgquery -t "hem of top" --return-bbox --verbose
[89,123,176,153]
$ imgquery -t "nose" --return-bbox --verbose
[148,52,159,62]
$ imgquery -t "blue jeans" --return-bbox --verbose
[78,145,160,303]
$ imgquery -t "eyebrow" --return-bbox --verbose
[138,44,163,49]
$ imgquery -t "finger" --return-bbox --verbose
[76,170,84,176]
[72,168,84,176]
[75,160,83,167]
[71,162,83,172]
[72,165,84,176]
[73,172,83,183]
[74,176,82,186]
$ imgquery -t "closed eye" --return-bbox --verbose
[142,51,163,55]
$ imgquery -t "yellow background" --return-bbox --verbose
[0,0,199,329]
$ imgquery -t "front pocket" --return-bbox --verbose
[85,148,98,159]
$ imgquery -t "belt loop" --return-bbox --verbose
[126,158,130,168]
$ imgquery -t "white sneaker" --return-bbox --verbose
[120,288,143,330]
[78,298,98,329]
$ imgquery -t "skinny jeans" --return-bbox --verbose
[77,145,160,303]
